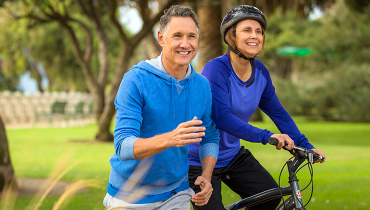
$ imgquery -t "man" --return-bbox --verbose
[103,5,220,210]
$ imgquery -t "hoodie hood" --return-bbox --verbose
[133,58,195,119]
[143,53,193,84]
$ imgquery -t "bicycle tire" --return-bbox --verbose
[224,186,292,210]
[276,196,295,210]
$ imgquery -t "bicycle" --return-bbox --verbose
[224,138,326,210]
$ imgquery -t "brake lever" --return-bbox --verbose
[308,151,314,163]
[308,149,327,163]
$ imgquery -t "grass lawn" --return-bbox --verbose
[4,117,370,210]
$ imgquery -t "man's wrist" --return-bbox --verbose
[200,173,212,182]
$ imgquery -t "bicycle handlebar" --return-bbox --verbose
[268,137,326,163]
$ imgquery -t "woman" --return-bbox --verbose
[188,5,326,210]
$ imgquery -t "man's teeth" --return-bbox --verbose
[178,51,190,54]
[247,43,257,46]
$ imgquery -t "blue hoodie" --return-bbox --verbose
[107,56,219,203]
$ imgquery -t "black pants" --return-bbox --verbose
[189,147,280,210]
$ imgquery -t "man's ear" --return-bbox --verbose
[158,30,165,47]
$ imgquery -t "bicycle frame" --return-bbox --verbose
[224,153,308,210]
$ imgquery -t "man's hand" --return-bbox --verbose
[133,117,205,159]
[271,134,294,150]
[166,116,205,147]
[191,176,213,206]
[311,149,326,163]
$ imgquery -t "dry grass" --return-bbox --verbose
[1,155,100,210]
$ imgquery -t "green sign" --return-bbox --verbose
[276,46,313,57]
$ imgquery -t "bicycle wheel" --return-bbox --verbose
[276,196,295,210]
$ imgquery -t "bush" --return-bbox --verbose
[272,64,370,122]
[319,64,370,122]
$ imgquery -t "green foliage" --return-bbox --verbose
[273,63,370,122]
[258,1,370,122]
[0,1,125,92]
[344,0,370,13]
[0,69,18,91]
[306,1,370,67]
[313,64,370,122]
[28,23,87,92]
[0,7,29,90]
[258,8,313,78]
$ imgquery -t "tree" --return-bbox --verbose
[196,0,223,71]
[3,0,178,141]
[0,114,18,193]
[344,0,370,13]
[0,8,28,91]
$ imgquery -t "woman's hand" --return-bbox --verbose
[270,134,294,150]
[311,149,326,163]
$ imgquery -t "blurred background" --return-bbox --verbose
[0,0,369,209]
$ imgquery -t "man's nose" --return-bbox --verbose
[180,37,190,48]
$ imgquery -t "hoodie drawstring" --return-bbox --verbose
[171,78,176,117]
[186,81,191,121]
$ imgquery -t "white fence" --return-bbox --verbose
[0,91,94,127]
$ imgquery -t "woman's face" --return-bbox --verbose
[234,19,264,58]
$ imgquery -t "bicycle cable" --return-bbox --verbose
[278,156,316,209]
[278,156,292,210]
[294,161,315,207]
[304,162,314,207]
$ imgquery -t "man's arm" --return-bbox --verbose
[133,117,205,159]
[191,156,216,206]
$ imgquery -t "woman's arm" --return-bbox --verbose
[202,61,273,144]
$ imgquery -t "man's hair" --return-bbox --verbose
[159,5,199,36]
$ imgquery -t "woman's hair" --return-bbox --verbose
[159,5,199,36]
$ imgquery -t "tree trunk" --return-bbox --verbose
[197,0,223,72]
[143,33,161,59]
[0,115,18,193]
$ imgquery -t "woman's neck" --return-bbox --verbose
[229,52,252,82]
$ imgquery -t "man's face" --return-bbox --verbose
[158,17,199,71]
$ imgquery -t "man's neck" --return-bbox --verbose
[162,59,188,81]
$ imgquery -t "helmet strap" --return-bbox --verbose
[228,45,256,62]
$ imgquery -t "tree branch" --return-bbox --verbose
[108,0,128,43]
[77,0,93,19]
[62,21,97,90]
[66,17,93,64]
[85,0,110,88]
[130,0,179,48]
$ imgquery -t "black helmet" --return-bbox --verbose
[220,5,266,44]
